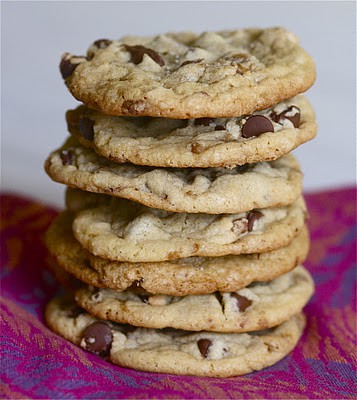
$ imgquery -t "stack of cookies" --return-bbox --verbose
[44,27,317,377]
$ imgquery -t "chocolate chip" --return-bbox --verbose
[231,293,252,311]
[180,59,204,67]
[79,117,95,141]
[126,280,149,302]
[197,338,212,358]
[215,292,224,311]
[270,111,280,123]
[286,109,300,128]
[214,125,226,131]
[127,280,146,293]
[130,279,143,288]
[241,115,274,138]
[93,39,112,49]
[60,56,80,79]
[247,210,263,232]
[66,110,79,133]
[60,150,73,166]
[123,45,164,66]
[81,322,112,357]
[194,118,214,126]
[281,106,301,128]
[270,106,301,128]
[86,40,112,60]
[138,294,149,304]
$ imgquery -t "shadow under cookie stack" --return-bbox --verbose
[44,27,317,377]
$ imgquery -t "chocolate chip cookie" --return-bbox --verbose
[60,28,315,119]
[71,195,307,262]
[45,138,303,214]
[67,95,317,168]
[74,266,314,332]
[45,296,306,377]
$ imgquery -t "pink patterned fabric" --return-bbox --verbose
[1,187,356,399]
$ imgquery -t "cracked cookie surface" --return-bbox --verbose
[45,138,303,214]
[75,266,314,332]
[67,95,317,168]
[45,296,306,377]
[61,27,315,119]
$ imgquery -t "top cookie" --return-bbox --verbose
[60,27,316,118]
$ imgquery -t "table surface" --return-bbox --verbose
[1,187,356,399]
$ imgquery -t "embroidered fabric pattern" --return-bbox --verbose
[1,188,356,399]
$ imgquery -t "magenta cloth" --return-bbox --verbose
[1,187,356,399]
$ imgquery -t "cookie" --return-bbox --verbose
[45,210,310,295]
[75,266,313,333]
[60,27,315,119]
[45,138,303,214]
[71,195,307,262]
[67,95,317,168]
[45,296,306,377]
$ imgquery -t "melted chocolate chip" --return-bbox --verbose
[194,118,214,126]
[231,293,252,311]
[123,45,164,66]
[215,292,224,311]
[60,56,80,79]
[79,117,95,141]
[60,150,73,166]
[93,39,112,49]
[127,280,146,293]
[241,115,274,138]
[66,110,79,133]
[197,338,212,358]
[271,106,301,128]
[270,111,280,123]
[126,280,149,302]
[81,322,112,357]
[247,210,263,232]
[214,125,226,131]
[138,294,149,304]
[281,106,301,128]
